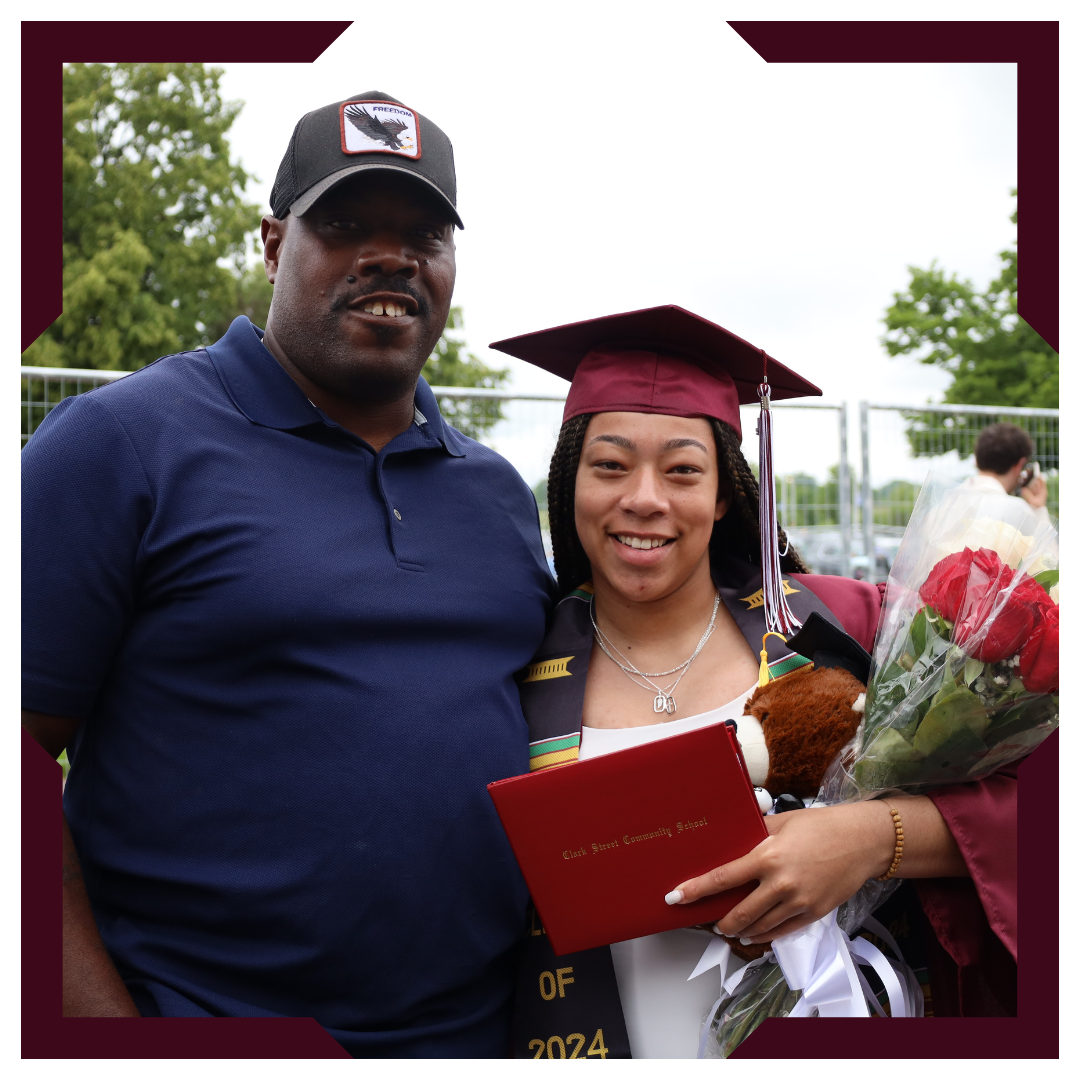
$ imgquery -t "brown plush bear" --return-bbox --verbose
[699,614,872,953]
[744,664,866,799]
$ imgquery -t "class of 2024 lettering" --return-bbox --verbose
[528,1030,609,1059]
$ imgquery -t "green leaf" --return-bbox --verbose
[963,658,985,686]
[914,685,989,753]
[865,727,924,763]
[1033,569,1059,594]
[910,608,929,658]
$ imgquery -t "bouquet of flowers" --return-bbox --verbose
[820,472,1058,802]
[700,473,1058,1056]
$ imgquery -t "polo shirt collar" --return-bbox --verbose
[209,317,466,457]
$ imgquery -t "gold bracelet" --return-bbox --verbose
[876,805,905,881]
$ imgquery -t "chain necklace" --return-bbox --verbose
[590,591,721,715]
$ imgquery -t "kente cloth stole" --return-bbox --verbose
[510,558,843,1058]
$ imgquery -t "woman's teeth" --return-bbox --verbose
[615,535,670,549]
[362,301,408,317]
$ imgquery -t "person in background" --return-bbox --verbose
[964,422,1050,523]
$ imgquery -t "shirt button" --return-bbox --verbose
[393,508,402,521]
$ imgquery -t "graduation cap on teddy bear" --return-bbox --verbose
[785,612,873,685]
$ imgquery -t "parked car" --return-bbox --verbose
[790,530,901,581]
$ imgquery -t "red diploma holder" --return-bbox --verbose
[487,721,769,956]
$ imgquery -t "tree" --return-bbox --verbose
[421,307,510,441]
[881,192,1058,466]
[25,63,263,370]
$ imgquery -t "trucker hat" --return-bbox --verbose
[269,91,463,227]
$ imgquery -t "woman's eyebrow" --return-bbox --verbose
[661,438,709,453]
[589,435,636,450]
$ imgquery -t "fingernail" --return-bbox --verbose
[739,937,753,945]
[664,889,684,906]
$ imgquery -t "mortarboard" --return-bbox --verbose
[488,304,821,441]
[490,304,822,637]
[784,612,873,685]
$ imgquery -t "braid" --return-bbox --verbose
[709,419,810,574]
[544,413,809,599]
[547,413,593,595]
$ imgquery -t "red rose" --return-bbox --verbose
[948,549,1031,663]
[919,548,982,622]
[1019,602,1058,693]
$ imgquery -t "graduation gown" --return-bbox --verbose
[511,559,1017,1056]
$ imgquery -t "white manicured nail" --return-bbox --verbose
[664,889,684,905]
[740,937,753,945]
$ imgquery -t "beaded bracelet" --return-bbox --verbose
[876,805,905,881]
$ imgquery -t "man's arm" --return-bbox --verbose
[23,709,141,1018]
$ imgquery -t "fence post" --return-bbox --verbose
[859,401,874,582]
[838,404,851,579]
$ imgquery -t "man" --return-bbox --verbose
[962,421,1051,523]
[23,92,552,1056]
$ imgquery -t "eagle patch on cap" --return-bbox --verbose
[340,100,421,158]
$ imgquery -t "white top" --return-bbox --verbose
[962,472,1051,524]
[579,686,757,1059]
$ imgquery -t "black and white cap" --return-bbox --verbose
[269,91,462,227]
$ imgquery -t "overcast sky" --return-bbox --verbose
[210,6,1019,485]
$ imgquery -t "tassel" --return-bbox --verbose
[758,632,792,687]
[757,375,802,636]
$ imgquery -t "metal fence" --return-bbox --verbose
[859,402,1059,582]
[22,368,1058,584]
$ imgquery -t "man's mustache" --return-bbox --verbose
[329,277,429,318]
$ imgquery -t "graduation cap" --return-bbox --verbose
[490,305,822,635]
[784,612,873,685]
[489,304,820,441]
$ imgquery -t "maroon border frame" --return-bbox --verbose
[22,17,1059,1062]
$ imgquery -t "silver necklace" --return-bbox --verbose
[590,591,721,715]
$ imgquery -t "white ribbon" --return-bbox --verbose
[691,905,918,1057]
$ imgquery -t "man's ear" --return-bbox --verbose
[262,216,286,284]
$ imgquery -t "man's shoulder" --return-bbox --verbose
[79,349,219,411]
[25,350,222,455]
[444,428,534,490]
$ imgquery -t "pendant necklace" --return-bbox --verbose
[590,591,721,715]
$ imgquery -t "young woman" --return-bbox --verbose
[493,307,1018,1058]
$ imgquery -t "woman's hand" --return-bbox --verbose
[666,795,967,944]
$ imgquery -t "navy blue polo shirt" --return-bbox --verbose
[22,316,552,1056]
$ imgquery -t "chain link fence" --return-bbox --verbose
[22,369,1057,584]
[859,402,1059,582]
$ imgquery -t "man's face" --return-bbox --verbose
[262,173,456,405]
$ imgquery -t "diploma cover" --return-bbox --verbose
[488,721,768,956]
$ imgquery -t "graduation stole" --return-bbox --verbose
[509,557,843,1058]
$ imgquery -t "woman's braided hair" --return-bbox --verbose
[547,413,809,597]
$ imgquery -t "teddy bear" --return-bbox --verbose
[711,613,872,959]
[735,611,872,799]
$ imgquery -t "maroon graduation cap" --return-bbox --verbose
[488,304,821,441]
[490,304,821,636]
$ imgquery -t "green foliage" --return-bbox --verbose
[774,466,851,527]
[24,63,263,370]
[882,191,1058,465]
[532,478,549,531]
[422,307,510,440]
